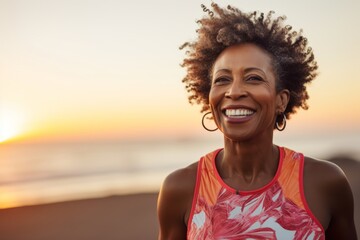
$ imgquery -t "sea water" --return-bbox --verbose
[0,132,359,208]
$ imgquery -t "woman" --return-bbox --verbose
[157,3,357,240]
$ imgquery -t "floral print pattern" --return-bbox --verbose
[188,148,325,240]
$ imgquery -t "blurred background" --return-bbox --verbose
[0,0,359,239]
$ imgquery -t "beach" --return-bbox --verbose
[0,193,159,240]
[0,139,359,239]
[1,155,360,239]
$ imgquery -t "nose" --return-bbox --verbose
[225,79,247,99]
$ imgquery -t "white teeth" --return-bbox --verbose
[225,109,254,118]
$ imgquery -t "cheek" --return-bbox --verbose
[254,85,276,101]
[253,88,278,112]
[208,88,219,107]
[208,88,223,125]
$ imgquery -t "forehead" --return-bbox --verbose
[212,43,274,74]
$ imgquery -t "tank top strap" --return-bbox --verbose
[278,147,305,208]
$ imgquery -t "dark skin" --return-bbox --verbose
[157,44,357,240]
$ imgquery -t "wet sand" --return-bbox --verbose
[0,193,159,240]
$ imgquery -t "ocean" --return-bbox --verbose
[0,132,359,209]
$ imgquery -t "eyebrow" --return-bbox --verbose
[213,68,231,75]
[214,67,266,75]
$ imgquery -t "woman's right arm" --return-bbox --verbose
[157,163,198,240]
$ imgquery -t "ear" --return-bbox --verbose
[276,89,290,113]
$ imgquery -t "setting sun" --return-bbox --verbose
[0,106,25,143]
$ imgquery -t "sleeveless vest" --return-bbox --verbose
[187,147,325,240]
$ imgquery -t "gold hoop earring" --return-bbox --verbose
[202,112,218,132]
[276,113,286,131]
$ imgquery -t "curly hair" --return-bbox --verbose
[180,3,318,125]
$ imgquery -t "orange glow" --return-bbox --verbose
[0,105,26,143]
[0,191,18,209]
[7,104,205,143]
[4,93,360,144]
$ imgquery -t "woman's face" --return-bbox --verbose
[209,43,289,141]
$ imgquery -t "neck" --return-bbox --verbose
[219,130,279,183]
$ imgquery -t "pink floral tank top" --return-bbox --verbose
[187,147,325,240]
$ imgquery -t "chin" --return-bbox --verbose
[222,130,254,142]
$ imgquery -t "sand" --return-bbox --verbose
[0,156,359,240]
[0,193,159,240]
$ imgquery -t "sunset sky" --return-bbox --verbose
[1,0,359,143]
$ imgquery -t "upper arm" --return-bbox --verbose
[157,164,197,240]
[323,163,357,240]
[305,157,357,239]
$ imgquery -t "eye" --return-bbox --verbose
[246,75,263,82]
[213,77,231,85]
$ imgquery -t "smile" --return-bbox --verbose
[224,108,255,118]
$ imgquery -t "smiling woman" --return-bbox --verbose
[157,3,357,240]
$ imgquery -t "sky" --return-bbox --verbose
[1,0,360,143]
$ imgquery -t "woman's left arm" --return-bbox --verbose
[324,163,357,240]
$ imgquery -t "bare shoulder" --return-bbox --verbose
[160,161,199,197]
[304,156,357,239]
[157,161,199,240]
[304,156,347,184]
[303,156,353,207]
[158,162,199,219]
[304,155,351,206]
